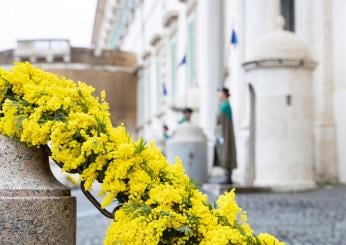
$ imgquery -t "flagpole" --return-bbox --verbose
[223,40,231,86]
[221,28,232,86]
[222,26,238,87]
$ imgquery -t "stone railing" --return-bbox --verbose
[14,39,71,63]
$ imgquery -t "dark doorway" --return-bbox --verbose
[280,0,295,32]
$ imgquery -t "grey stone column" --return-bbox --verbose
[0,135,76,244]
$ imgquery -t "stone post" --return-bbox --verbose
[0,136,76,244]
[166,122,208,185]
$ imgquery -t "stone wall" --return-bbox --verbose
[48,68,137,133]
[70,48,136,67]
[0,50,13,65]
[0,47,138,134]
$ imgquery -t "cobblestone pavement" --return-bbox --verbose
[72,188,111,245]
[236,185,346,245]
[73,185,346,245]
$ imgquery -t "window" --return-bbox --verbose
[280,0,295,32]
[142,58,151,121]
[169,36,177,100]
[187,12,196,87]
[155,52,161,111]
[137,74,144,125]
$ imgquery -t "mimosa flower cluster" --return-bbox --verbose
[0,63,284,245]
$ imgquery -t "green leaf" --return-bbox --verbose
[202,200,213,211]
[96,117,107,134]
[122,201,151,217]
[176,225,193,236]
[15,115,25,131]
[77,89,89,113]
[134,137,147,154]
[159,211,171,217]
[39,108,67,123]
[187,215,199,225]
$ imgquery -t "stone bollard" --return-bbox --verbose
[0,135,76,244]
[166,122,208,185]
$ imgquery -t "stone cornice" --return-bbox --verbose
[242,59,317,71]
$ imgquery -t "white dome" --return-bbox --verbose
[253,18,312,61]
[169,122,207,143]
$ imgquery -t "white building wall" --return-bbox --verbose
[119,0,221,147]
[119,1,183,141]
[98,0,344,184]
[248,66,316,190]
[333,0,346,183]
[295,0,338,181]
[224,0,279,184]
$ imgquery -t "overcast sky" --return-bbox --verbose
[0,0,97,51]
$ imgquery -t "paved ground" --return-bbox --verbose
[73,185,346,245]
[72,187,111,245]
[236,185,346,245]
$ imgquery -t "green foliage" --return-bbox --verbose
[39,109,67,124]
[135,137,147,154]
[96,117,107,134]
[122,201,152,218]
[77,88,89,113]
[176,225,193,236]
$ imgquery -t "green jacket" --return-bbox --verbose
[219,100,232,120]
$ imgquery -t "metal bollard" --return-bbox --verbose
[0,135,76,244]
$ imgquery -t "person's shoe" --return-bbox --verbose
[224,175,233,185]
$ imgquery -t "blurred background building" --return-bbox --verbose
[1,1,345,243]
[92,0,346,187]
[0,39,138,134]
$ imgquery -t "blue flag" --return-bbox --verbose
[177,54,186,67]
[162,83,168,96]
[230,28,238,47]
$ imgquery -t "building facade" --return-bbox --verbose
[92,0,346,185]
[0,39,138,133]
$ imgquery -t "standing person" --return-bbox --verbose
[162,124,170,140]
[214,87,237,184]
[178,107,193,124]
[160,124,170,156]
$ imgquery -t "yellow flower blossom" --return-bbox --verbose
[0,63,285,245]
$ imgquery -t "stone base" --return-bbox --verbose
[201,183,231,203]
[0,136,77,244]
[334,90,346,183]
[0,196,76,244]
[254,180,316,192]
[201,183,272,203]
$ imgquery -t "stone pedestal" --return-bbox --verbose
[202,183,233,203]
[202,183,272,204]
[166,122,208,184]
[242,18,317,191]
[0,136,76,244]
